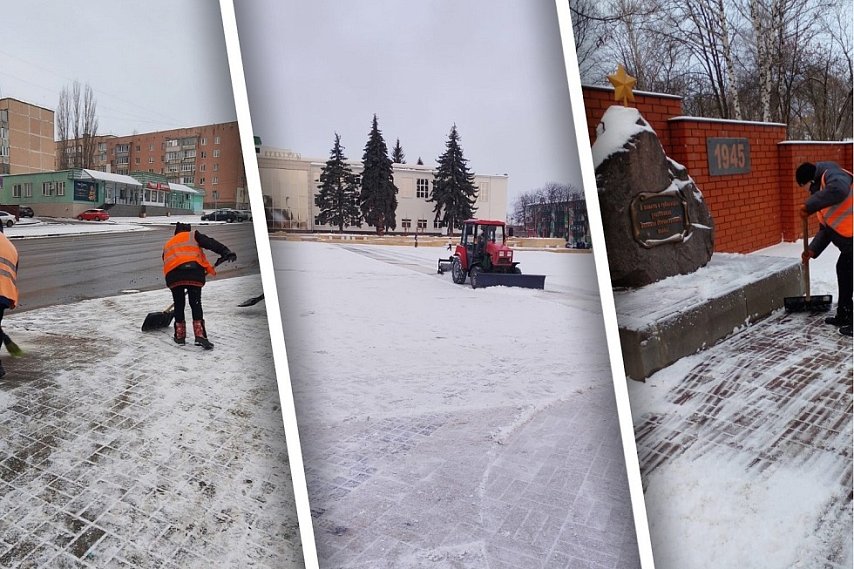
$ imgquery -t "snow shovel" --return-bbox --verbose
[237,293,265,307]
[784,217,832,312]
[141,303,175,331]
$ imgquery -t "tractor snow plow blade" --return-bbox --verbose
[472,273,546,290]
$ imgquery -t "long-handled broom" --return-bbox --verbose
[784,217,832,312]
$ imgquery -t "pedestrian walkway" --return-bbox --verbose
[304,387,639,569]
[630,309,852,568]
[0,276,302,568]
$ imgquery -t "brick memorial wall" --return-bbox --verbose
[583,85,853,254]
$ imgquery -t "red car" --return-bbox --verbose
[77,208,110,221]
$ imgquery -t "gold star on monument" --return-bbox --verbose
[608,64,636,106]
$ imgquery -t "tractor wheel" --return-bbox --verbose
[451,257,466,284]
[513,267,522,274]
[470,266,482,289]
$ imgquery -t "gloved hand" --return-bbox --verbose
[221,250,237,264]
[798,205,810,219]
[801,250,813,264]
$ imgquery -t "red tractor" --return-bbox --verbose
[437,219,545,289]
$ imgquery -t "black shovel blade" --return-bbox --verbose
[141,309,175,331]
[237,294,265,307]
[784,294,833,313]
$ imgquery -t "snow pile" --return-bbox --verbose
[591,105,656,169]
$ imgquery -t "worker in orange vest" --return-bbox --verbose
[163,222,236,349]
[796,161,853,337]
[0,223,20,377]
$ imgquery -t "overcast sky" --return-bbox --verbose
[234,0,583,207]
[0,0,236,136]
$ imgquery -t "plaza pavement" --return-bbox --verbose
[0,276,303,568]
[631,308,852,567]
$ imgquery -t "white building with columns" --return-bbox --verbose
[257,147,508,233]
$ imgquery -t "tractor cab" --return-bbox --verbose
[458,220,507,268]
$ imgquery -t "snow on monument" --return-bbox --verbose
[593,106,714,287]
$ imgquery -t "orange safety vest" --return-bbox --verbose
[816,168,853,238]
[0,234,19,309]
[162,232,216,277]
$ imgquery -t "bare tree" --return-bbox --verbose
[56,81,99,169]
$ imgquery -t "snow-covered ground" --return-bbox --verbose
[627,242,852,569]
[272,241,641,568]
[0,275,303,567]
[4,215,238,239]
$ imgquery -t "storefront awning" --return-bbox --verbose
[168,182,200,194]
[81,169,142,187]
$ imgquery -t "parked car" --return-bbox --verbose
[18,206,34,218]
[78,208,110,222]
[201,208,244,222]
[237,209,252,221]
[0,211,15,228]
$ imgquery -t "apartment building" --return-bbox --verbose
[0,98,55,175]
[60,122,246,208]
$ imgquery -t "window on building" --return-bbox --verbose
[24,183,32,198]
[135,158,140,164]
[212,177,219,185]
[98,142,107,152]
[184,150,196,159]
[115,144,130,153]
[213,163,219,171]
[417,219,427,230]
[166,139,179,148]
[200,151,207,159]
[200,137,207,145]
[167,165,178,173]
[166,151,179,161]
[199,177,205,185]
[402,218,411,230]
[135,145,140,152]
[200,164,206,172]
[181,176,194,185]
[416,178,429,198]
[149,157,154,164]
[117,156,129,165]
[12,184,21,198]
[433,219,445,229]
[214,136,221,144]
[212,149,221,158]
[56,182,65,196]
[181,163,195,172]
[42,181,55,196]
[480,187,489,202]
[149,144,154,151]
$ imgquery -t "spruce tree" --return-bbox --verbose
[392,139,406,164]
[428,124,478,235]
[315,133,361,232]
[417,157,424,165]
[359,114,398,234]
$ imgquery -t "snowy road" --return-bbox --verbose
[273,241,640,568]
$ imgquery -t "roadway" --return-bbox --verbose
[11,224,260,311]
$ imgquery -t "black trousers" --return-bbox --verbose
[171,286,203,322]
[838,249,852,313]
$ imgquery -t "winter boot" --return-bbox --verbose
[840,325,853,337]
[825,305,852,327]
[173,321,186,345]
[193,320,214,350]
[0,360,5,379]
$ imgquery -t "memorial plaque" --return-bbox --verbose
[707,137,750,176]
[630,191,689,248]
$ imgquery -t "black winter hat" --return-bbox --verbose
[795,162,816,186]
[174,222,192,234]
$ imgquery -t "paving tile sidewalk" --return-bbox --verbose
[631,309,852,567]
[305,386,640,569]
[0,276,302,568]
